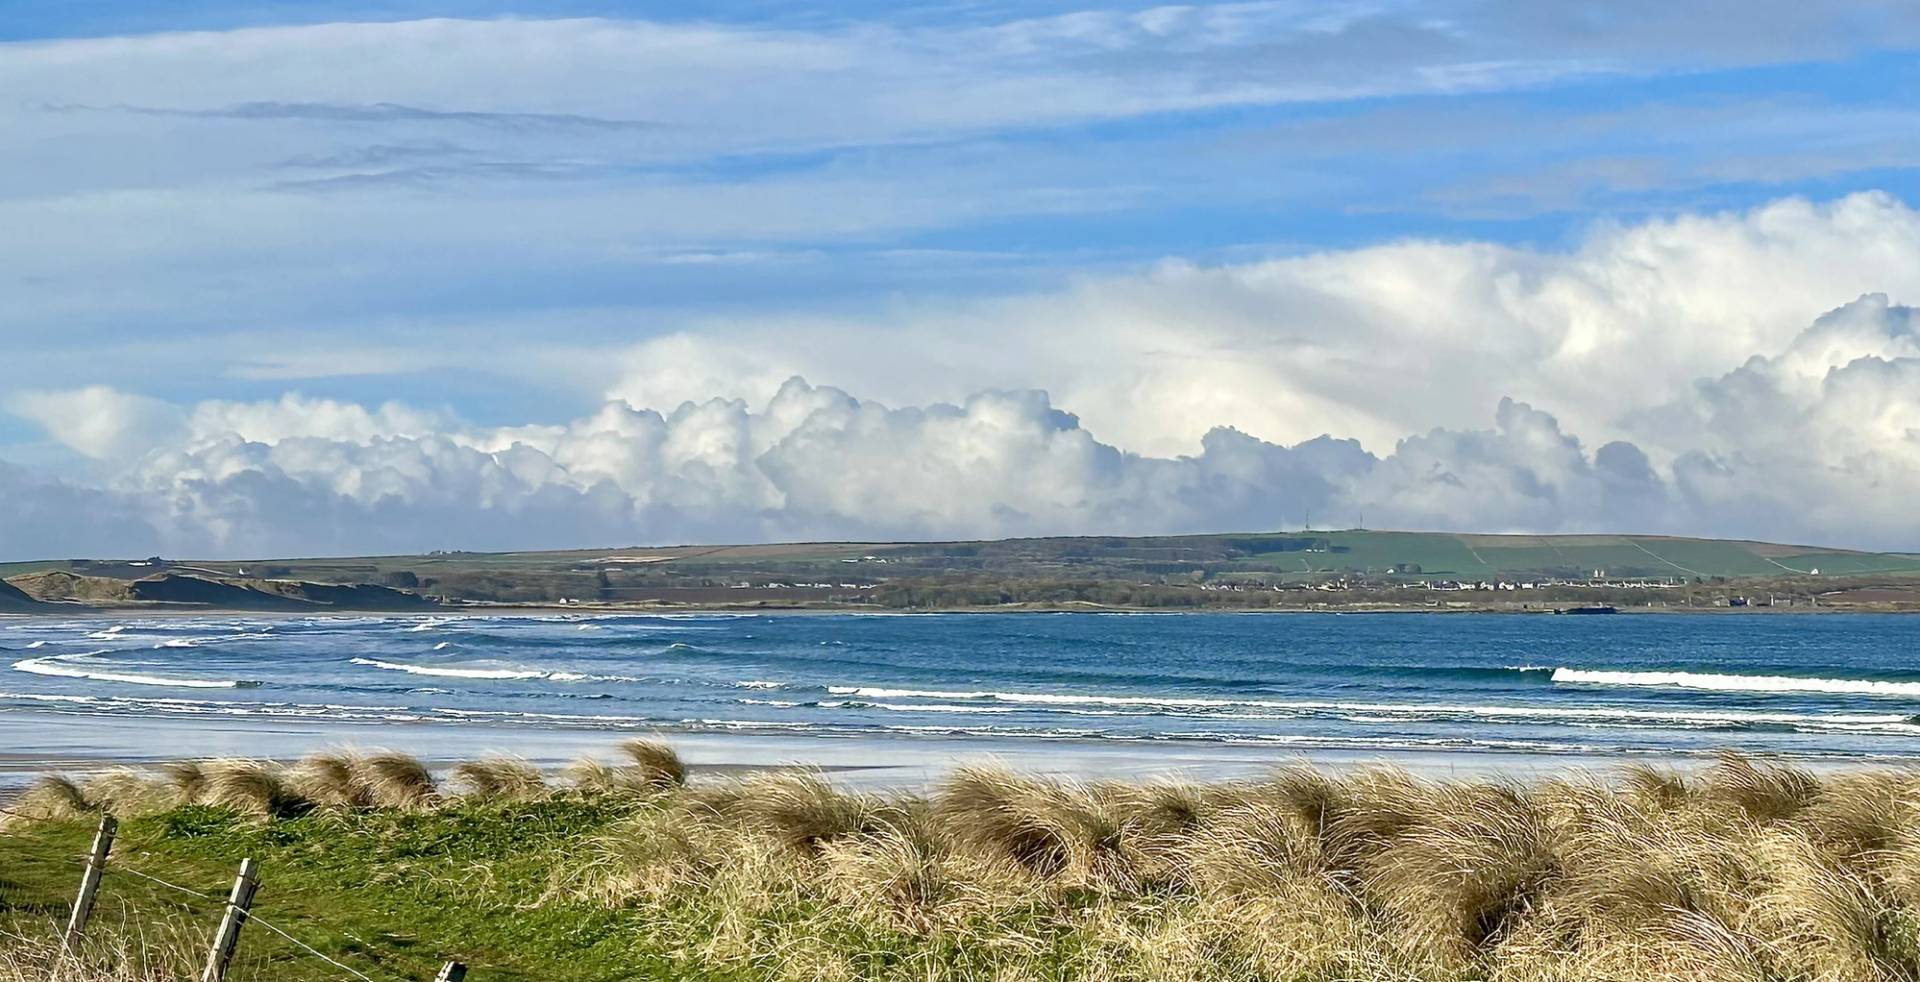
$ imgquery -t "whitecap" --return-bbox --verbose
[351,657,599,682]
[12,652,254,689]
[1552,668,1920,699]
[351,657,549,680]
[818,684,1920,732]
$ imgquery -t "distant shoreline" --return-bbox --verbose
[0,601,1900,618]
[0,710,1884,798]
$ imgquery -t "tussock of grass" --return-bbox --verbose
[566,739,686,796]
[202,759,307,819]
[354,751,437,810]
[2,775,94,826]
[158,760,208,805]
[1704,751,1821,823]
[451,756,547,802]
[700,771,905,855]
[934,765,1128,883]
[617,738,687,788]
[288,750,365,808]
[18,748,1920,981]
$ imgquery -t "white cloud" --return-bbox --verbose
[185,393,454,447]
[609,193,1920,459]
[17,5,1899,162]
[7,386,185,460]
[11,193,1920,558]
[10,287,1920,559]
[7,6,1920,418]
[1650,295,1920,545]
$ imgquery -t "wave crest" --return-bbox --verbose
[1551,668,1920,698]
[350,657,600,682]
[12,652,255,689]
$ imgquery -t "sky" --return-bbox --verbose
[6,1,1920,558]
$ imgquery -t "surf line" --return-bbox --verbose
[11,652,257,689]
[1551,668,1920,698]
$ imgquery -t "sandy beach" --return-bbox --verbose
[0,705,1846,805]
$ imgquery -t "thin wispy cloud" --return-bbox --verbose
[42,100,663,131]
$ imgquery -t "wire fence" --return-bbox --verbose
[3,800,471,982]
[110,857,416,982]
[31,846,450,982]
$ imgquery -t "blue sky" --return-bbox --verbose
[6,2,1920,556]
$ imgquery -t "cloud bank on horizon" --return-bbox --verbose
[5,3,1920,558]
[10,194,1920,558]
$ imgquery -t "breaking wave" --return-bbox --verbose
[350,657,588,681]
[11,652,256,689]
[158,632,274,649]
[818,685,1920,733]
[1551,668,1920,698]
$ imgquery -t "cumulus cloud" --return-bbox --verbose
[10,187,1920,558]
[610,193,1920,459]
[7,386,185,460]
[1649,295,1920,545]
[9,287,1920,561]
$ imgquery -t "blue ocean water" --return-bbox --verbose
[5,611,1920,762]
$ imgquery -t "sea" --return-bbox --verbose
[5,611,1920,788]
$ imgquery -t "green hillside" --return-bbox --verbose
[1203,531,1920,580]
[7,530,1918,611]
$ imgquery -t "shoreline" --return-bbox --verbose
[2,708,1908,800]
[1,601,1902,618]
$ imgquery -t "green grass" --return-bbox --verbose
[2,797,670,982]
[18,751,1920,981]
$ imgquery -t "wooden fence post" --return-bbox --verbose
[60,813,117,958]
[434,961,468,981]
[199,858,259,982]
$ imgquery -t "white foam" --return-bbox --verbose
[820,685,1917,730]
[25,641,46,649]
[1552,668,1920,698]
[737,680,784,689]
[866,702,1017,714]
[351,657,597,682]
[11,652,251,689]
[432,707,648,723]
[351,657,549,680]
[157,633,271,649]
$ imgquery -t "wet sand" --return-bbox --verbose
[0,707,1731,801]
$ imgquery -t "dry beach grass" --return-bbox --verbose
[9,746,1920,980]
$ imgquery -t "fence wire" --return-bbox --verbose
[68,854,413,982]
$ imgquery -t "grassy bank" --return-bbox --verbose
[8,745,1920,980]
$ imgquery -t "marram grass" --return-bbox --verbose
[9,749,1920,980]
